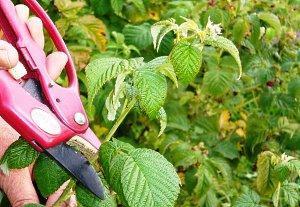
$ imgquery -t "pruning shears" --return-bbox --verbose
[0,0,104,199]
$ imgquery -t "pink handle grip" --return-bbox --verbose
[23,0,77,86]
[0,0,101,150]
[0,71,75,150]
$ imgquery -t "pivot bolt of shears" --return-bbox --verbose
[74,112,86,125]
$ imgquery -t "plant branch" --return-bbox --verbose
[53,179,76,207]
[104,98,137,142]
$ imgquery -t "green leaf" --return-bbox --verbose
[281,182,300,207]
[0,139,39,169]
[123,23,152,50]
[185,167,197,193]
[201,190,219,207]
[86,57,126,105]
[203,70,233,96]
[90,0,110,16]
[151,19,178,51]
[54,0,85,17]
[195,163,213,196]
[109,154,129,205]
[165,101,190,131]
[157,32,174,56]
[234,188,261,207]
[209,157,232,181]
[258,12,281,35]
[24,204,45,207]
[272,183,281,207]
[170,40,202,84]
[76,184,101,207]
[233,19,248,44]
[134,69,167,118]
[38,0,51,8]
[99,138,135,183]
[105,72,127,121]
[121,149,180,207]
[130,0,146,14]
[194,163,219,207]
[142,56,168,70]
[156,61,178,88]
[204,36,242,79]
[288,78,300,99]
[288,160,300,176]
[34,154,70,197]
[201,8,230,27]
[128,57,145,69]
[111,0,125,17]
[157,107,167,136]
[274,163,290,182]
[167,142,198,168]
[214,141,239,160]
[99,139,180,207]
[76,183,116,207]
[249,14,261,47]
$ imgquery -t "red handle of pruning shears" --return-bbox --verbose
[0,0,100,151]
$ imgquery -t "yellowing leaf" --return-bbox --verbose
[236,128,246,138]
[148,10,160,21]
[93,125,109,138]
[256,151,279,195]
[77,15,107,51]
[236,120,247,129]
[69,45,92,70]
[219,110,235,131]
[240,112,248,121]
[55,18,70,37]
[54,0,85,18]
[219,110,230,127]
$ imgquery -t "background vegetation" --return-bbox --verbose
[1,0,300,206]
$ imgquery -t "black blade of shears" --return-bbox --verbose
[23,79,105,199]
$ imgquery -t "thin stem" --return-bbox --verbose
[53,179,76,207]
[235,96,259,110]
[104,99,136,142]
[240,84,262,93]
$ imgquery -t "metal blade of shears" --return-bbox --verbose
[45,143,104,198]
[23,79,105,199]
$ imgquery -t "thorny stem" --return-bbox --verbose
[53,179,76,207]
[104,98,137,143]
